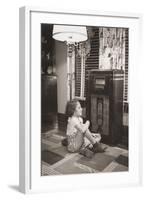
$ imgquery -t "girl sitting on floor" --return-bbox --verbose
[62,99,106,158]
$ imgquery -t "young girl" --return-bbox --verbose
[64,99,106,157]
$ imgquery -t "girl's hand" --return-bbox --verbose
[85,120,90,128]
[74,119,90,133]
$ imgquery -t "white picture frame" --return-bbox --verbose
[19,6,142,194]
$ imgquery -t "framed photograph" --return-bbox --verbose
[19,6,142,193]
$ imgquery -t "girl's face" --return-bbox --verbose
[74,102,82,117]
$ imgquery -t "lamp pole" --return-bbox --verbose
[67,43,75,100]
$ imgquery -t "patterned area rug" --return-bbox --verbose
[41,150,64,165]
[115,154,128,167]
[41,131,129,175]
[77,153,115,171]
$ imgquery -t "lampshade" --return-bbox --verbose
[52,25,87,44]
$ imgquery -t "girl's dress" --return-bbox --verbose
[66,116,101,153]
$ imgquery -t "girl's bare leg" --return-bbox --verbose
[84,129,107,153]
[84,129,96,145]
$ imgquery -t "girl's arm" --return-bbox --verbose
[74,120,90,133]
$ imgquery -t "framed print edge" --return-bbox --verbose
[19,7,31,193]
[19,6,143,194]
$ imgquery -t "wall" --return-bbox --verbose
[55,41,68,114]
[0,0,145,200]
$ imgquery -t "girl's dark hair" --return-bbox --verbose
[65,99,79,117]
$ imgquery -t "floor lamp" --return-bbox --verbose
[52,25,88,100]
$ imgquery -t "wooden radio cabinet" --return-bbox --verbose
[86,69,124,145]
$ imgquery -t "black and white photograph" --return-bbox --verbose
[41,24,129,176]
